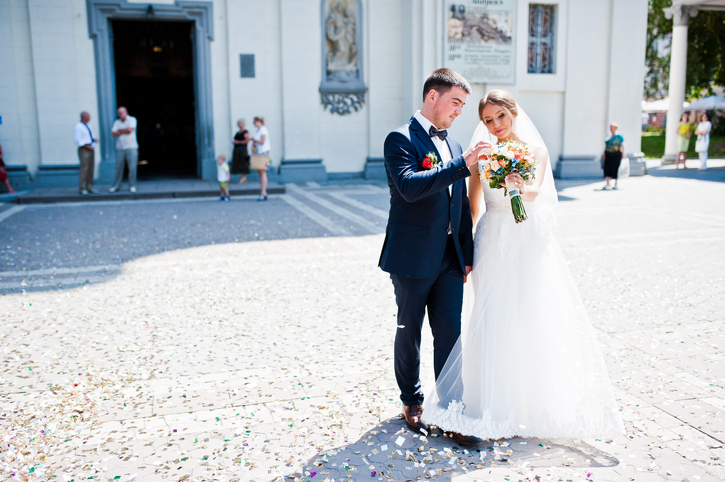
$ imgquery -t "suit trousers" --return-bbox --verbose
[390,235,464,406]
[111,148,138,189]
[77,147,95,192]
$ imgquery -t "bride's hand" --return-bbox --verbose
[503,173,524,192]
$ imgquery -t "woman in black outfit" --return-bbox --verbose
[231,119,250,184]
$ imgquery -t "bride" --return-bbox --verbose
[422,90,624,440]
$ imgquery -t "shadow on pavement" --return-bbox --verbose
[0,183,390,294]
[292,416,618,481]
[647,165,725,183]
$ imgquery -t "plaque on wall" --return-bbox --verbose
[319,0,367,115]
[444,0,516,84]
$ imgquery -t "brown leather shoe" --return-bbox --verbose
[402,404,429,435]
[447,431,484,445]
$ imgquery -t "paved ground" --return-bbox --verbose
[1,160,724,481]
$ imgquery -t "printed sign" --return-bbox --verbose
[444,0,516,84]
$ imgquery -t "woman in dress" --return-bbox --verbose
[675,112,692,170]
[251,116,271,201]
[695,112,712,171]
[602,122,625,190]
[231,119,251,184]
[423,90,624,441]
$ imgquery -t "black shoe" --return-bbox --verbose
[446,431,484,445]
[402,404,429,435]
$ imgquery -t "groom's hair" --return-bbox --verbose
[422,68,471,102]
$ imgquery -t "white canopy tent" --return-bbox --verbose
[641,98,690,112]
[663,0,725,161]
[683,95,725,111]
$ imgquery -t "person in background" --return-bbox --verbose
[109,106,139,193]
[641,112,649,132]
[602,122,626,190]
[232,119,251,184]
[0,142,17,194]
[217,154,230,201]
[675,112,692,170]
[250,116,271,202]
[73,111,99,195]
[694,112,712,171]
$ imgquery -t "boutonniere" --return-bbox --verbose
[421,151,440,170]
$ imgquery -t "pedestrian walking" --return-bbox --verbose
[675,112,692,170]
[602,122,626,190]
[217,154,230,201]
[73,111,99,195]
[250,116,270,202]
[231,119,250,184]
[695,112,712,171]
[109,106,139,193]
[0,142,17,194]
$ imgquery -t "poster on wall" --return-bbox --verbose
[444,0,516,84]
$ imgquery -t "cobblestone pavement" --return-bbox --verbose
[1,163,724,481]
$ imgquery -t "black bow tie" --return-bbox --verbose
[429,126,448,140]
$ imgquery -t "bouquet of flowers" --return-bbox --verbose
[478,140,537,223]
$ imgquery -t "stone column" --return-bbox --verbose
[663,3,693,163]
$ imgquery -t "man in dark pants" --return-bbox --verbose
[379,68,489,444]
[73,111,98,195]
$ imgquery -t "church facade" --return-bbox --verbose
[0,0,648,186]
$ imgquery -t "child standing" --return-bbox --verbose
[217,154,230,201]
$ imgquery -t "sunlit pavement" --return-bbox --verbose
[1,163,724,481]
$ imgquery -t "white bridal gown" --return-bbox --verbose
[422,149,624,440]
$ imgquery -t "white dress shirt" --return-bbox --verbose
[111,116,139,150]
[73,122,95,147]
[414,111,452,196]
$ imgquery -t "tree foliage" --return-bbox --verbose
[645,0,725,100]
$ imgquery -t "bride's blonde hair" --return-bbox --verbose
[478,90,518,121]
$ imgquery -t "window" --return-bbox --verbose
[528,4,556,74]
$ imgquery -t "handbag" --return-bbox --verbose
[250,155,270,170]
[618,157,630,179]
[695,136,708,152]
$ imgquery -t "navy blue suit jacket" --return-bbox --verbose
[379,117,473,279]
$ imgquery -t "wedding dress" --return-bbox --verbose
[422,108,624,440]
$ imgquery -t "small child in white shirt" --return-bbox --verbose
[217,155,230,201]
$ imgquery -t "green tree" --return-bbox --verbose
[645,0,725,99]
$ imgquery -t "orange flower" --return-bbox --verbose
[484,171,492,179]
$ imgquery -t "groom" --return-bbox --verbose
[379,68,488,444]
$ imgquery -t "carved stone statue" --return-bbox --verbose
[325,1,358,81]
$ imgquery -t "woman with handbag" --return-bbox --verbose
[694,112,712,171]
[250,116,271,201]
[601,122,626,190]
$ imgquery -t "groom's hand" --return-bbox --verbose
[463,265,472,283]
[463,141,491,167]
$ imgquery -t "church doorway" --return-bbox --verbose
[111,20,197,179]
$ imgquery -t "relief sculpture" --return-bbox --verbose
[325,1,358,81]
[320,0,366,115]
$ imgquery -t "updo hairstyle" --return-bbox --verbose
[478,90,518,121]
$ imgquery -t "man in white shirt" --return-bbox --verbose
[73,111,99,195]
[109,106,139,193]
